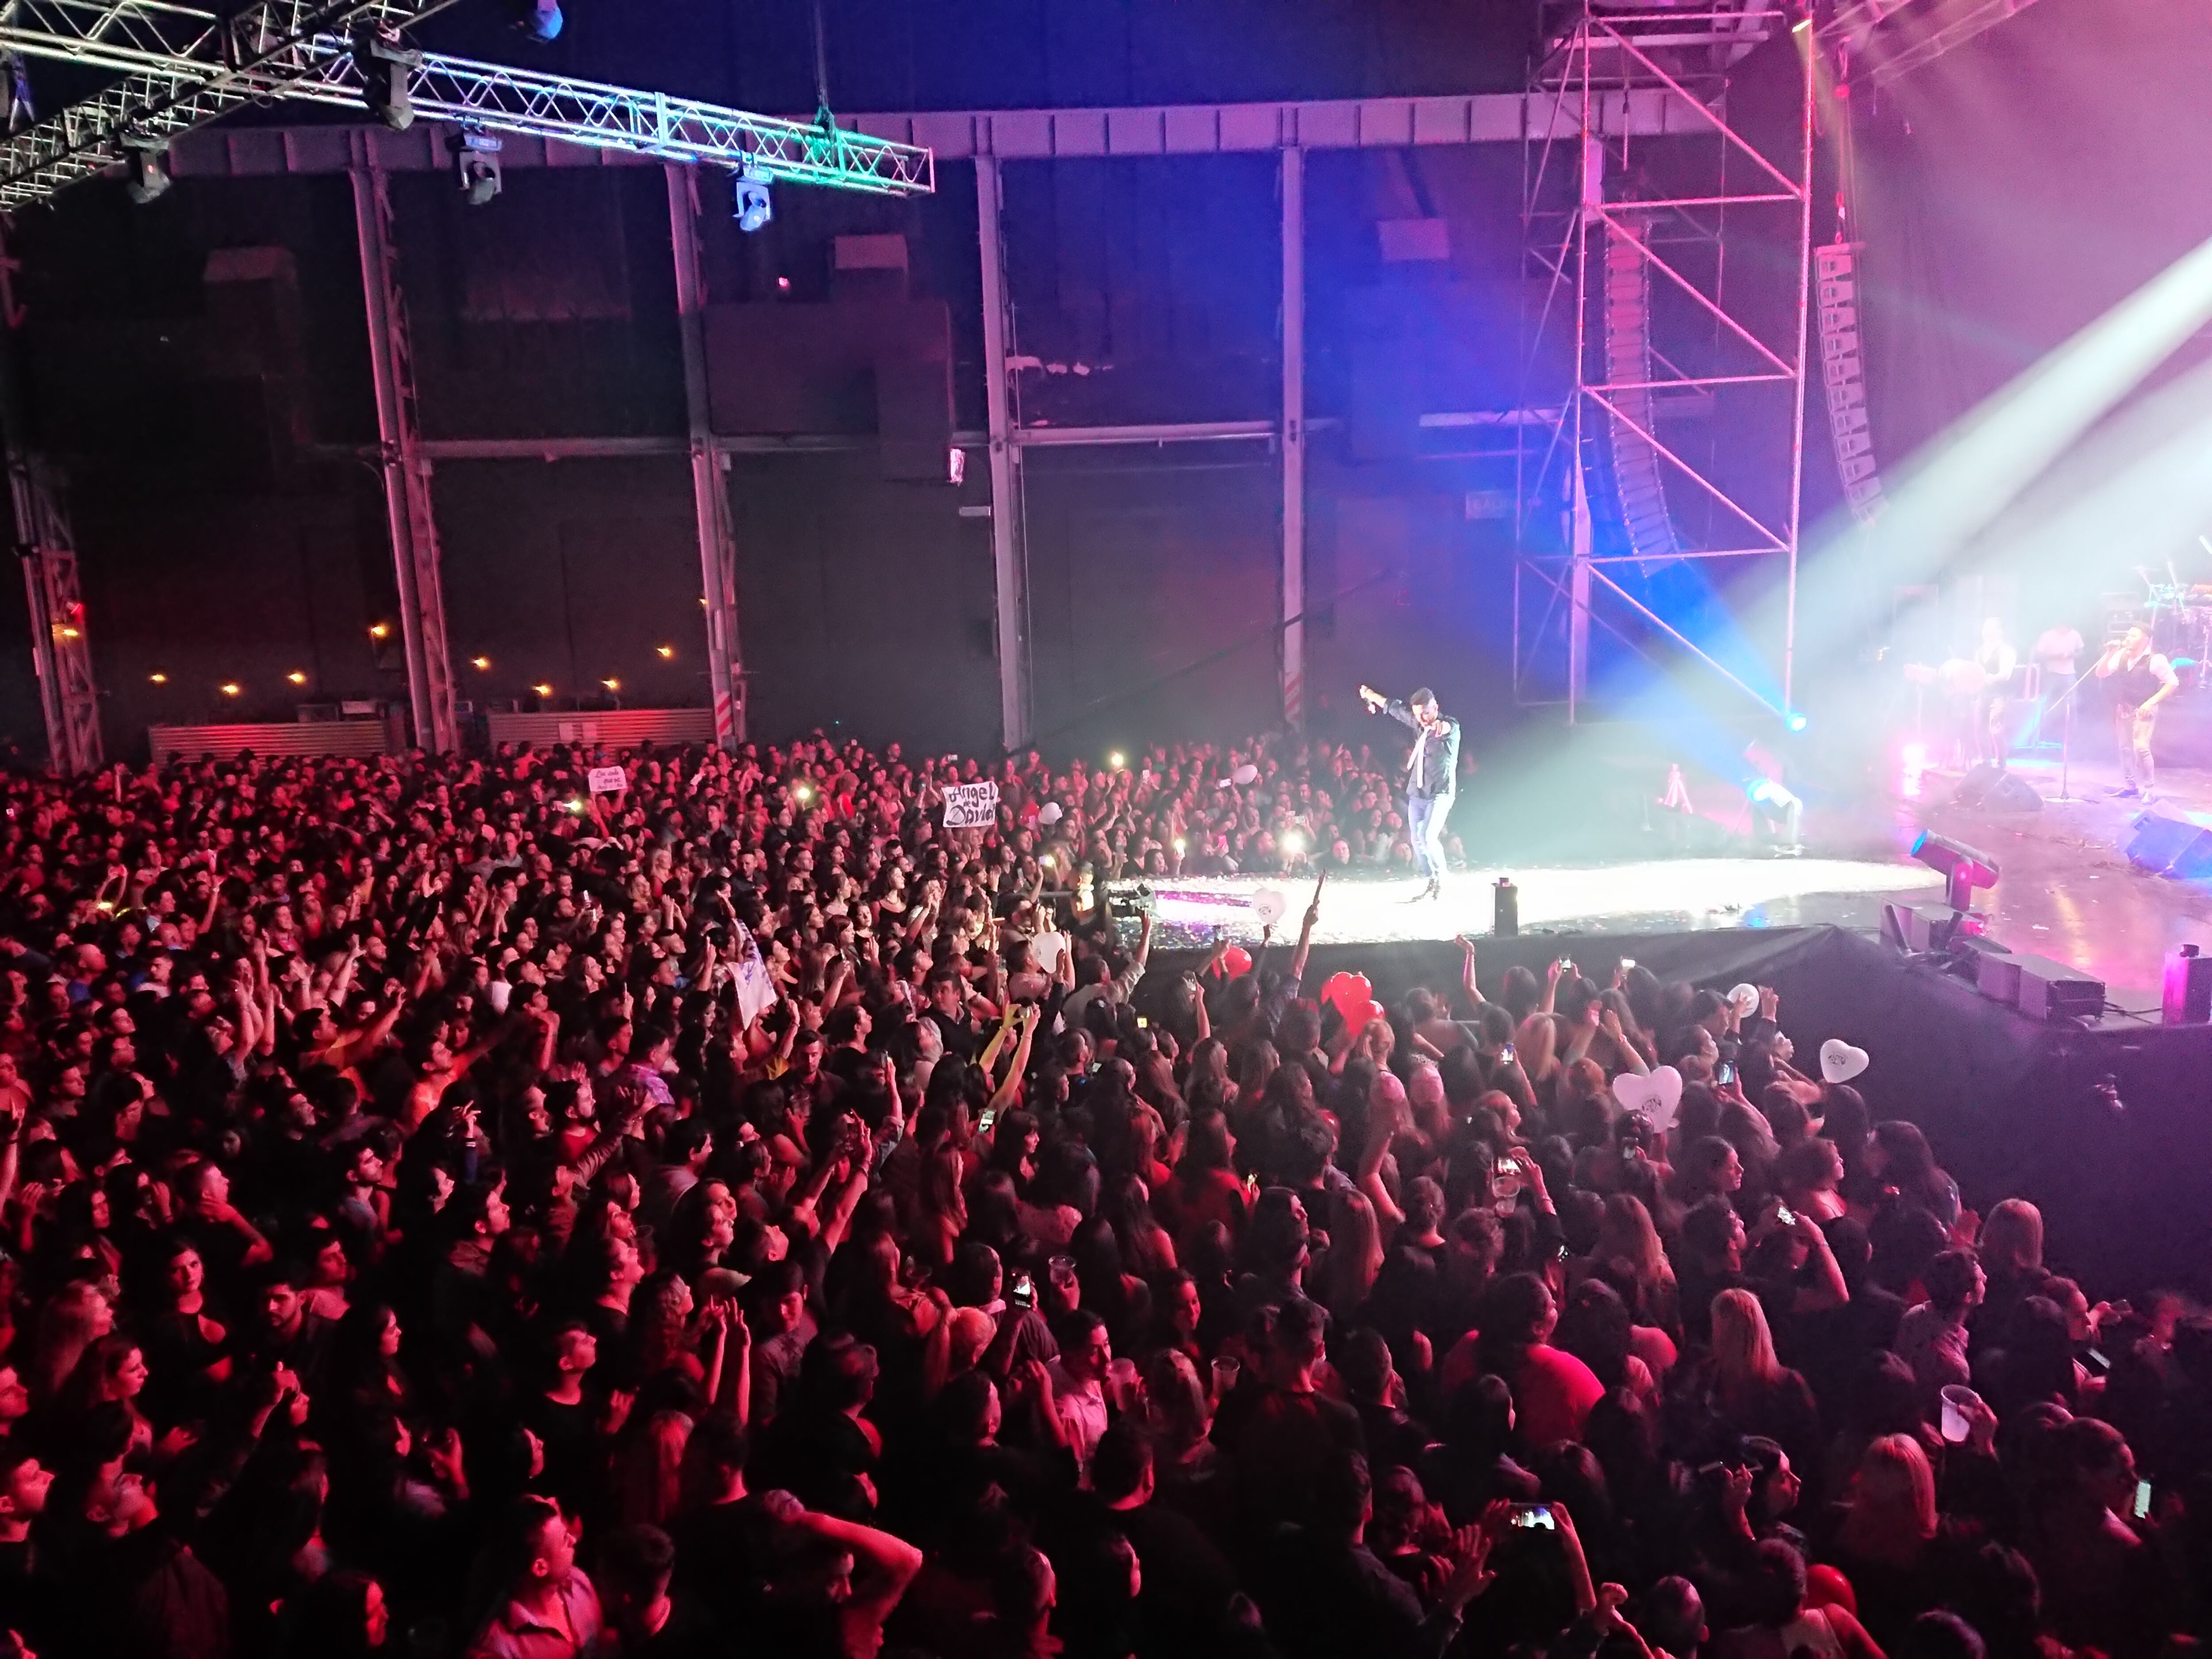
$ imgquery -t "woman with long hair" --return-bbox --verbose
[1828,1433,1953,1652]
[1578,1192,1679,1341]
[1774,1137,1848,1225]
[1312,1187,1384,1329]
[1158,1110,1247,1253]
[1699,1287,1821,1485]
[24,1279,113,1404]
[911,1139,968,1273]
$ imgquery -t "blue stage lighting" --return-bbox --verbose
[512,0,562,39]
[732,169,773,233]
[1787,712,1808,732]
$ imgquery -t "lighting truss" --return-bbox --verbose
[286,47,934,193]
[1816,0,2043,88]
[0,0,465,207]
[0,0,934,207]
[1513,8,1813,723]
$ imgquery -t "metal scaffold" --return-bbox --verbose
[1513,3,1814,726]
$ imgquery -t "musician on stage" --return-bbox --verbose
[1358,682,1459,901]
[2095,623,2179,800]
[1971,616,2017,768]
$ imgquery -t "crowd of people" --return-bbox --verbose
[0,731,2198,1659]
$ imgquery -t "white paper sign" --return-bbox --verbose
[942,781,1000,829]
[587,765,627,795]
[728,922,779,1028]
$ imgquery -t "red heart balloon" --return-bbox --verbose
[1221,946,1253,978]
[1362,998,1389,1028]
[1327,971,1373,1019]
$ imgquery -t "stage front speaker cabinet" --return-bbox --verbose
[2164,943,2212,1025]
[2003,953,2105,1022]
[2124,806,2212,882]
[1493,878,1519,937]
[1953,764,2042,813]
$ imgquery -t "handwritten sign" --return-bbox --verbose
[941,781,1000,829]
[586,766,627,795]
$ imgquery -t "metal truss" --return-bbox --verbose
[13,463,102,773]
[0,0,933,207]
[1513,6,1813,724]
[1818,0,2043,89]
[0,0,462,207]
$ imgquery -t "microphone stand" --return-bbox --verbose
[2041,660,2103,805]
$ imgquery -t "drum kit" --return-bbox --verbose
[2136,563,2212,687]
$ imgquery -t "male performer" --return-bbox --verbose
[2094,623,2178,799]
[1971,616,2018,768]
[1358,682,1459,900]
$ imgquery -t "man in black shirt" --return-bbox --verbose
[1359,684,1461,902]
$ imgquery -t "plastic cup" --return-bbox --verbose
[1210,1355,1240,1400]
[1939,1384,1979,1444]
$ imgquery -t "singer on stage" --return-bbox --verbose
[1359,682,1459,900]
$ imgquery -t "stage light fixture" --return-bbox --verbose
[532,683,553,697]
[219,682,241,697]
[1787,712,1809,732]
[471,656,491,670]
[731,167,773,233]
[656,645,675,659]
[507,0,562,39]
[149,672,167,685]
[451,127,503,206]
[287,671,307,685]
[1910,830,1999,911]
[122,137,170,204]
[353,26,422,131]
[601,677,620,691]
[369,622,390,640]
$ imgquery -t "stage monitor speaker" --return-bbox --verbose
[1953,764,2042,812]
[1493,878,1519,937]
[2164,943,2212,1025]
[2004,953,2104,1022]
[2125,806,2212,882]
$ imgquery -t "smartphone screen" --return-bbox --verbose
[1775,1204,1797,1226]
[1511,1505,1556,1530]
[1716,1062,1736,1086]
[2133,1479,2153,1520]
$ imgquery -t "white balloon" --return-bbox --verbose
[1728,983,1760,1017]
[1232,763,1260,786]
[1037,802,1063,825]
[1250,888,1288,927]
[1612,1066,1685,1134]
[1820,1039,1870,1085]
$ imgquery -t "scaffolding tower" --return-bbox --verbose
[1513,4,1814,725]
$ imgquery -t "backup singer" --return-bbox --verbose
[1358,681,1459,900]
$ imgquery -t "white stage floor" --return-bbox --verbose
[1136,857,1946,947]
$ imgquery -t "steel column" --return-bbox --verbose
[666,163,746,749]
[977,154,1028,752]
[1280,145,1306,730]
[350,161,457,753]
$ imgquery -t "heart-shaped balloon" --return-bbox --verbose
[1037,802,1063,825]
[1326,972,1374,1022]
[1728,983,1760,1017]
[1613,1066,1685,1134]
[1820,1039,1870,1085]
[1250,888,1288,927]
[1361,999,1389,1029]
[1232,763,1260,786]
[1216,945,1253,979]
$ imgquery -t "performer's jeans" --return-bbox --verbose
[1409,791,1452,881]
[2117,703,2158,791]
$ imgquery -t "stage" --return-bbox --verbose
[1128,739,2212,1007]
